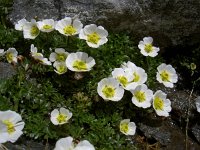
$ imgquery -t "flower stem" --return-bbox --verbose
[146,56,151,73]
[0,144,8,150]
[185,84,194,150]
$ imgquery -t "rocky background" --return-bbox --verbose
[5,0,200,149]
[9,0,200,49]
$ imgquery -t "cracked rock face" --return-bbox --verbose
[9,0,200,48]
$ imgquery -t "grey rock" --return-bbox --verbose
[168,90,198,120]
[138,121,171,146]
[4,140,51,150]
[0,62,16,79]
[9,0,200,48]
[138,119,200,149]
[192,124,200,143]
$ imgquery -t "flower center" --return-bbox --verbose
[120,122,129,133]
[6,52,14,62]
[56,114,67,123]
[160,70,170,82]
[43,24,52,30]
[144,44,153,53]
[117,76,128,87]
[63,25,76,35]
[57,65,67,74]
[73,60,87,71]
[3,120,15,134]
[30,26,39,36]
[133,72,140,82]
[135,91,146,102]
[102,85,115,98]
[56,54,67,62]
[87,32,100,44]
[154,97,164,110]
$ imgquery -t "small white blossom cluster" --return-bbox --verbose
[97,36,178,136]
[15,17,108,48]
[97,37,179,121]
[97,61,172,117]
[0,110,25,144]
[11,17,107,74]
[138,37,178,88]
[30,44,95,74]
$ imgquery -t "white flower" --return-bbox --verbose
[156,63,178,88]
[50,107,72,125]
[53,61,67,75]
[79,24,108,48]
[40,58,52,66]
[138,37,160,57]
[97,77,124,101]
[195,97,200,113]
[54,136,95,150]
[23,19,40,39]
[30,44,51,65]
[55,17,83,36]
[126,66,147,90]
[49,48,69,63]
[0,49,5,56]
[130,84,153,108]
[15,18,28,31]
[30,44,43,58]
[120,119,136,135]
[120,61,147,90]
[111,68,133,90]
[0,110,25,143]
[37,19,55,32]
[66,52,95,72]
[6,48,18,63]
[121,61,137,70]
[153,90,172,117]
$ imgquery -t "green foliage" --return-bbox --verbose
[0,0,13,27]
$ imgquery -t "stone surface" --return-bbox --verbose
[0,62,16,79]
[192,124,200,143]
[9,0,200,48]
[4,140,48,150]
[138,118,200,150]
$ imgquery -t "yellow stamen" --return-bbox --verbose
[154,97,164,110]
[31,26,39,36]
[56,54,67,62]
[57,65,67,74]
[43,24,52,30]
[73,60,87,71]
[6,53,14,62]
[63,25,76,35]
[160,70,170,82]
[135,91,146,102]
[117,76,128,87]
[56,114,67,123]
[102,85,115,98]
[144,44,153,53]
[120,122,129,133]
[3,120,15,134]
[133,72,140,82]
[87,32,100,44]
